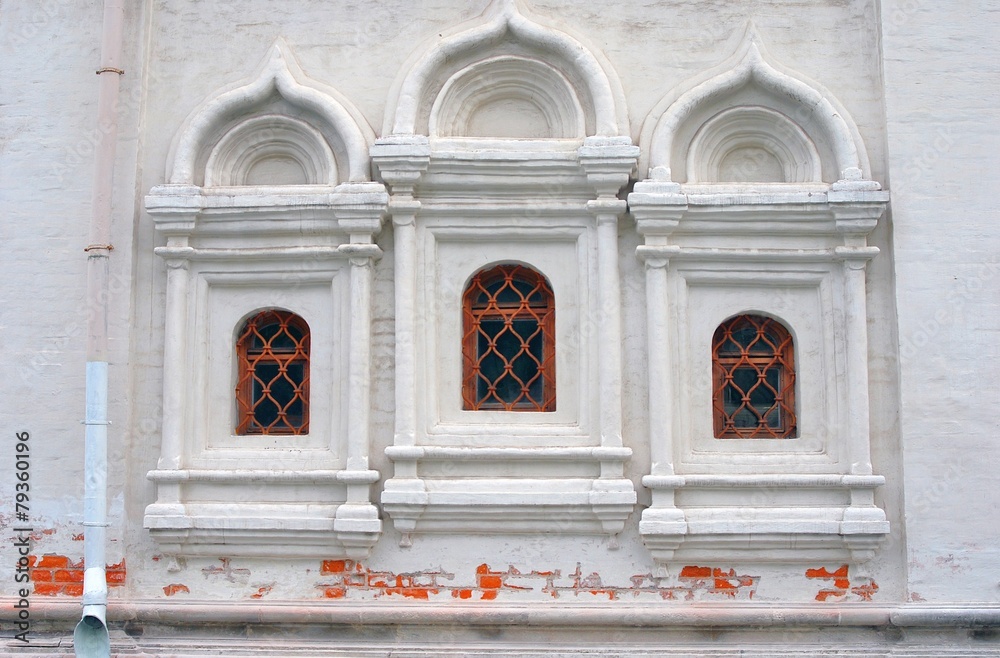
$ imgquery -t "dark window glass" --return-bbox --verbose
[236,309,310,435]
[712,314,795,438]
[462,264,555,411]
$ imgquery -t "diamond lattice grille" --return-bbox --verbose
[236,309,310,435]
[712,314,796,438]
[462,264,556,411]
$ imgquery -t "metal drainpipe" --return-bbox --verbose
[74,1,124,656]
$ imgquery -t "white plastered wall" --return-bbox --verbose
[883,0,1000,603]
[16,0,1000,650]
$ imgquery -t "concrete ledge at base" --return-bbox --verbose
[4,599,1000,628]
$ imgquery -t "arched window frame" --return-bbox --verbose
[712,313,796,439]
[235,309,311,435]
[461,263,556,412]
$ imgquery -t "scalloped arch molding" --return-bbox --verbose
[638,30,873,184]
[383,0,630,139]
[429,55,587,139]
[167,39,374,186]
[163,15,880,190]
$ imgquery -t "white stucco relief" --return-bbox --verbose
[143,41,388,559]
[374,0,639,542]
[629,29,890,569]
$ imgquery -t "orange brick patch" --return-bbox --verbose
[313,560,760,602]
[807,564,878,602]
[28,555,126,597]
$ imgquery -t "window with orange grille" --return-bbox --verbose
[235,309,310,435]
[712,314,796,438]
[462,264,556,411]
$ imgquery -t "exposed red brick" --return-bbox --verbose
[806,565,849,579]
[807,565,876,603]
[368,574,391,588]
[313,560,759,603]
[386,587,435,600]
[33,582,63,596]
[35,555,71,569]
[72,533,85,541]
[54,569,85,583]
[852,582,879,601]
[479,575,503,589]
[680,566,712,578]
[64,584,84,597]
[163,584,190,596]
[31,570,52,582]
[816,590,846,602]
[589,589,616,600]
[321,560,348,574]
[250,586,272,599]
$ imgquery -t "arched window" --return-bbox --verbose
[462,264,556,411]
[712,314,796,438]
[235,309,310,435]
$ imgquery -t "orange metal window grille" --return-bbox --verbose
[235,309,310,435]
[712,314,796,438]
[462,264,556,412]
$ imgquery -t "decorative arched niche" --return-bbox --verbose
[204,115,337,187]
[373,1,639,543]
[628,30,890,569]
[638,31,876,188]
[165,38,373,188]
[687,106,821,184]
[144,40,388,561]
[429,55,586,140]
[382,0,629,144]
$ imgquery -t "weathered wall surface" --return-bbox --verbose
[882,0,1000,603]
[1,0,997,654]
[1,0,137,597]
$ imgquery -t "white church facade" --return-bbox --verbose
[2,0,999,655]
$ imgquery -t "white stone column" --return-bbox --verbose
[629,183,684,477]
[836,245,878,475]
[579,138,639,486]
[832,201,889,560]
[146,234,194,520]
[642,253,674,477]
[371,137,430,542]
[332,190,389,555]
[635,246,686,567]
[391,206,418,452]
[159,239,191,473]
[334,245,383,554]
[629,182,688,567]
[345,248,375,472]
[590,200,626,467]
